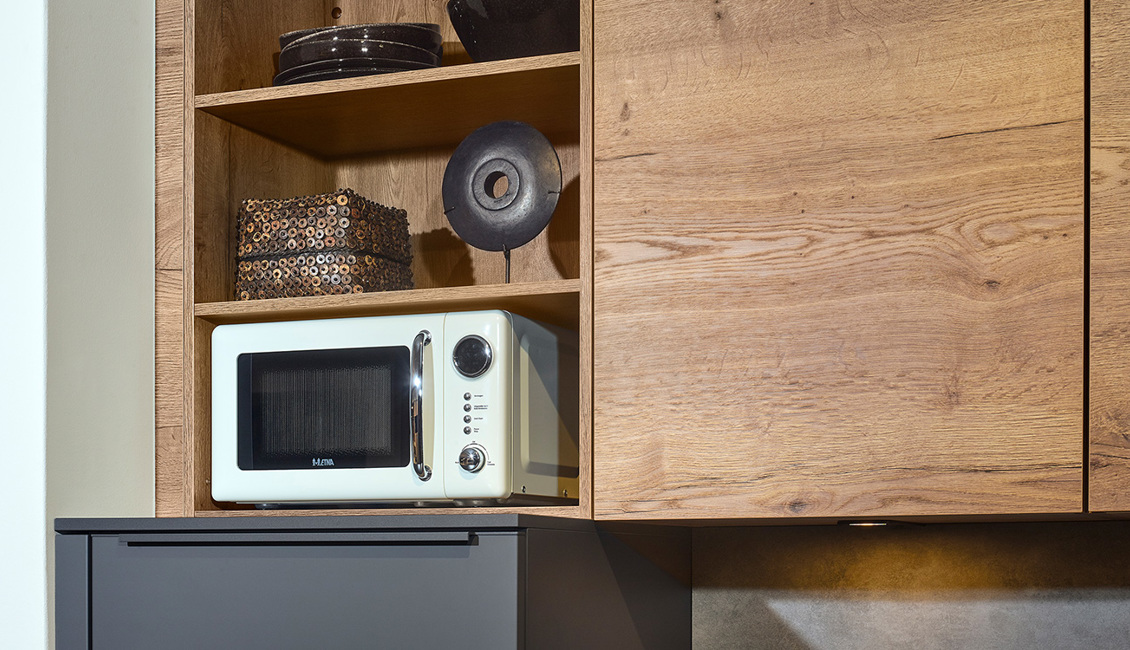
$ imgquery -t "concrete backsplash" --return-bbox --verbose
[693,521,1130,649]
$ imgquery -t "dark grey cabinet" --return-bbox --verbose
[56,515,689,649]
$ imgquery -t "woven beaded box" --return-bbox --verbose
[235,188,413,300]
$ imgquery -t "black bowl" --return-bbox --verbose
[279,27,325,49]
[446,0,579,62]
[282,22,442,54]
[274,66,409,86]
[273,56,433,86]
[279,38,440,72]
[279,22,440,50]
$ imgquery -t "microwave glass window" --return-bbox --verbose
[236,347,411,470]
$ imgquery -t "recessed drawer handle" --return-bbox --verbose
[118,531,475,546]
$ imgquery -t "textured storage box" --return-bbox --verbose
[235,188,413,300]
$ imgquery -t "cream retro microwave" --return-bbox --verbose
[210,310,578,507]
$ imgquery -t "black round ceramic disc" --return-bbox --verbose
[442,121,561,252]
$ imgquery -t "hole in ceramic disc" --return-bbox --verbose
[485,171,510,199]
[471,158,520,211]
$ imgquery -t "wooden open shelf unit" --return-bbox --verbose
[156,0,593,519]
[196,52,581,157]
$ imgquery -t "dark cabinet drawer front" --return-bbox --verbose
[89,532,520,649]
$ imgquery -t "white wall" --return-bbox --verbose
[0,1,49,647]
[0,0,155,647]
[44,2,155,508]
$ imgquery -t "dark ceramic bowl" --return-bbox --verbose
[279,22,441,50]
[279,38,440,72]
[279,27,326,49]
[446,0,579,62]
[282,23,443,54]
[273,56,433,86]
[274,66,407,86]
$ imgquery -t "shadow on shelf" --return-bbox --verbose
[413,228,475,287]
[547,175,581,280]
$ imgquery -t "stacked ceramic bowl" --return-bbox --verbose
[274,23,443,86]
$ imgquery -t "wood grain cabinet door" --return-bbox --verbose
[1090,1,1130,512]
[593,0,1084,520]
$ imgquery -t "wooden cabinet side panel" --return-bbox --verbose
[155,270,185,516]
[1089,1,1130,512]
[155,0,188,517]
[579,0,594,518]
[593,0,1084,519]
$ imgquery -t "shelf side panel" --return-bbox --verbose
[1089,1,1130,511]
[156,0,188,517]
[578,0,594,518]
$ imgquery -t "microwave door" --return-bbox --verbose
[237,345,413,473]
[212,315,447,504]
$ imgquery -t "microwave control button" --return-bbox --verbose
[463,426,472,434]
[463,403,472,412]
[452,335,492,378]
[458,445,487,473]
[464,392,472,401]
[464,415,472,423]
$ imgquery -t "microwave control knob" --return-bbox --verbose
[452,335,492,378]
[459,444,487,473]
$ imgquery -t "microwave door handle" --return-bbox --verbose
[410,330,433,481]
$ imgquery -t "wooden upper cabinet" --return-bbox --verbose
[593,0,1084,519]
[154,0,594,518]
[1090,1,1130,512]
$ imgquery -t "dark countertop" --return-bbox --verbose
[55,513,596,534]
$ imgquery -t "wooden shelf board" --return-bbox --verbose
[196,52,581,158]
[196,505,585,519]
[194,279,581,329]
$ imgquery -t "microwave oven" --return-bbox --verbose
[210,310,579,506]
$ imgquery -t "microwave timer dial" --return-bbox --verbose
[452,335,492,378]
[458,444,487,473]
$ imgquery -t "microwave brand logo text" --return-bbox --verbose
[312,458,335,467]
